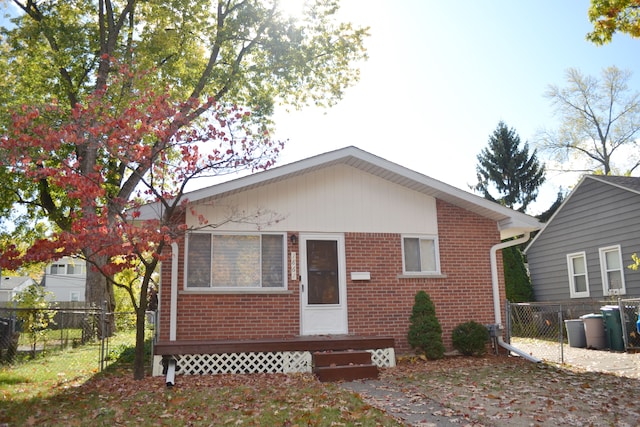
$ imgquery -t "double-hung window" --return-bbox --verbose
[566,252,589,298]
[599,245,626,296]
[186,232,286,290]
[66,263,85,275]
[402,235,440,275]
[50,264,66,274]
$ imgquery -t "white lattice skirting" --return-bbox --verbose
[152,348,395,377]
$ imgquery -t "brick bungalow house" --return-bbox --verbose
[151,146,541,378]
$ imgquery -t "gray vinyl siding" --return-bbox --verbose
[526,177,640,302]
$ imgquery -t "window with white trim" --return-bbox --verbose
[599,245,626,296]
[50,264,66,274]
[70,292,80,302]
[566,252,589,298]
[186,232,285,289]
[66,263,86,275]
[402,235,440,275]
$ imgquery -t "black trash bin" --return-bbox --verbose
[601,306,624,351]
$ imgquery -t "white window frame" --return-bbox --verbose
[184,231,287,292]
[599,245,626,296]
[566,252,589,298]
[70,292,80,302]
[401,234,441,276]
[50,264,66,275]
[66,263,86,275]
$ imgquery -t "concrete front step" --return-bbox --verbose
[313,350,379,382]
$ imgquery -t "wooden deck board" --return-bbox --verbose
[154,335,395,355]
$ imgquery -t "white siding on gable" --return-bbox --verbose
[188,164,438,234]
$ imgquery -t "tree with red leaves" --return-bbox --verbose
[0,0,368,333]
[0,66,282,379]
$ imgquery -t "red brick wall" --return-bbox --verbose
[345,199,504,353]
[157,233,301,341]
[158,199,505,354]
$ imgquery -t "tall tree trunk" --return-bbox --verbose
[84,253,116,337]
[133,305,147,380]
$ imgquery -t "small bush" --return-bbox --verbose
[452,321,489,356]
[407,291,445,360]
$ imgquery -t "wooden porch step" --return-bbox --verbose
[313,350,379,382]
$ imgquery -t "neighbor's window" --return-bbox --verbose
[566,252,589,298]
[599,245,626,296]
[186,232,285,289]
[50,264,66,274]
[66,263,85,275]
[70,292,80,302]
[402,235,440,274]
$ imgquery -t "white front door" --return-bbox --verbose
[300,234,348,335]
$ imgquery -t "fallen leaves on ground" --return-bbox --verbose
[3,356,640,426]
[1,368,400,426]
[369,355,640,426]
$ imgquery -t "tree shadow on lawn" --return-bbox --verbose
[0,357,400,426]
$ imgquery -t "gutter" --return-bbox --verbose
[490,233,541,363]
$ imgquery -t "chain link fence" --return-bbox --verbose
[506,299,640,364]
[0,303,140,370]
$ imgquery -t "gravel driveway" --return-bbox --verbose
[510,337,640,378]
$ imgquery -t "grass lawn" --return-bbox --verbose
[0,332,400,426]
[2,334,640,426]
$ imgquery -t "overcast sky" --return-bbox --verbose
[272,0,640,215]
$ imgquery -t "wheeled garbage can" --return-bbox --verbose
[601,306,625,351]
[564,319,586,348]
[581,314,606,350]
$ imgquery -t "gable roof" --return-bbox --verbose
[0,276,34,291]
[586,175,640,193]
[142,146,541,239]
[524,174,640,252]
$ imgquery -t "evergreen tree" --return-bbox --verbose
[503,246,534,302]
[473,121,545,302]
[407,291,445,359]
[536,191,565,223]
[474,121,546,213]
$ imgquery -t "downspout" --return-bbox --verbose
[490,232,541,363]
[170,242,179,341]
[165,242,179,387]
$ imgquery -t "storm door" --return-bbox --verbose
[300,234,348,335]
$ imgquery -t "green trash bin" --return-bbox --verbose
[601,306,624,351]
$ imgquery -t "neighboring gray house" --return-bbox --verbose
[42,257,87,302]
[525,175,640,302]
[0,276,35,303]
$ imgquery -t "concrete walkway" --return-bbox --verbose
[339,344,640,426]
[340,379,462,427]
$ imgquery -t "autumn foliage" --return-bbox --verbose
[0,69,282,275]
[0,64,283,379]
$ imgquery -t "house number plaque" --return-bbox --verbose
[290,252,297,280]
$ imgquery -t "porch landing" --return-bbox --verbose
[152,335,396,377]
[155,335,394,355]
